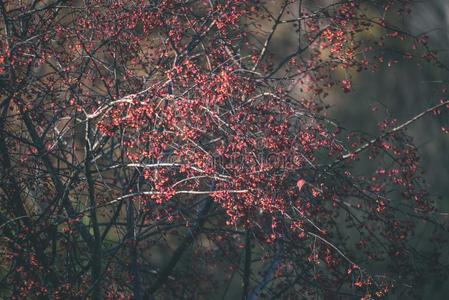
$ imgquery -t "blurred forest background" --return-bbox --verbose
[331,0,449,298]
[334,2,449,296]
[263,0,449,298]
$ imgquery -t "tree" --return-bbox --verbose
[0,0,448,299]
